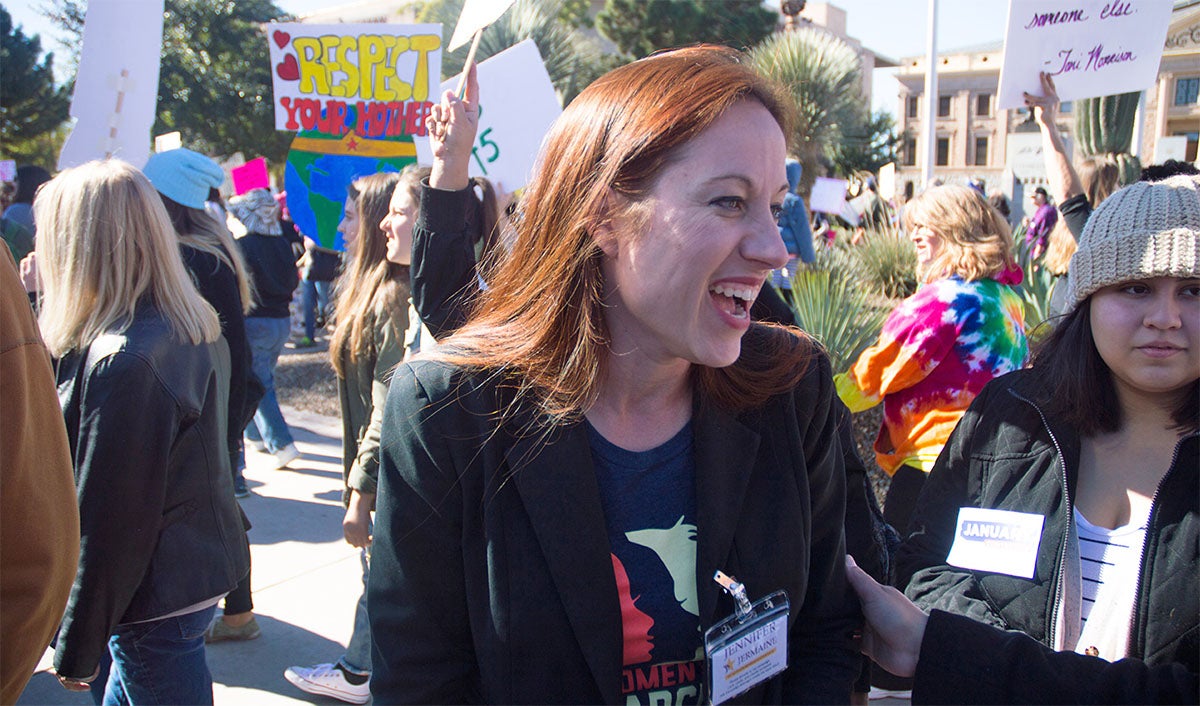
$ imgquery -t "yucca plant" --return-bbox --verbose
[787,249,888,375]
[847,226,918,300]
[749,27,864,196]
[1011,230,1058,339]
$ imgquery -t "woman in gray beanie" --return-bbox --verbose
[893,175,1197,702]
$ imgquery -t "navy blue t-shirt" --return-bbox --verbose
[588,421,704,705]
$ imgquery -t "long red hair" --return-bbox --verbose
[430,45,814,421]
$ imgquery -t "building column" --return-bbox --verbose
[1154,72,1173,155]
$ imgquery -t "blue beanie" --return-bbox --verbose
[143,148,224,209]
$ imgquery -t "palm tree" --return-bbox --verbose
[749,27,865,195]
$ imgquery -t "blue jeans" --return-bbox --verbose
[342,548,372,674]
[243,317,294,455]
[89,605,216,705]
[303,278,331,340]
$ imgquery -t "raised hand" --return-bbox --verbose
[427,62,479,191]
[1024,71,1061,129]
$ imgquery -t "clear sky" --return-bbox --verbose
[6,0,1010,116]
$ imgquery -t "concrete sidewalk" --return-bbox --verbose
[19,405,364,706]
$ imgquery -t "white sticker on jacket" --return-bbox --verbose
[945,507,1045,579]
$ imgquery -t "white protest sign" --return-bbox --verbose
[809,177,849,216]
[448,0,518,52]
[266,23,443,134]
[997,0,1174,110]
[877,162,896,201]
[1155,135,1188,163]
[154,131,182,153]
[416,40,562,191]
[58,0,165,170]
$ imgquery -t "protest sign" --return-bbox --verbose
[232,158,270,195]
[997,0,1174,110]
[448,0,518,52]
[154,132,182,153]
[1006,132,1075,179]
[809,177,850,216]
[267,23,442,249]
[58,0,165,170]
[1154,136,1188,163]
[877,163,896,202]
[0,160,15,182]
[415,39,562,191]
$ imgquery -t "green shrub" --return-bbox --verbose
[787,249,888,376]
[847,226,918,299]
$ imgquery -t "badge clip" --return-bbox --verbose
[713,570,754,621]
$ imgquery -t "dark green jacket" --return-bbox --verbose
[337,300,407,501]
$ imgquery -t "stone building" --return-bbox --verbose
[891,0,1199,201]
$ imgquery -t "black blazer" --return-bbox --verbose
[370,344,860,704]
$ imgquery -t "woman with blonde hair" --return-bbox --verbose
[36,160,249,704]
[369,46,860,703]
[283,169,405,704]
[836,184,1028,537]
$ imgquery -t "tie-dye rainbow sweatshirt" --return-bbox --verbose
[835,273,1028,474]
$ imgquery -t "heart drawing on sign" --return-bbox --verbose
[276,54,299,81]
[273,30,290,48]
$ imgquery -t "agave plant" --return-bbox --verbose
[846,226,918,300]
[787,249,888,376]
[749,27,864,195]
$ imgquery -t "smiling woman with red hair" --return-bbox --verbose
[368,46,861,704]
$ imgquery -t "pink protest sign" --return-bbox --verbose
[231,158,270,195]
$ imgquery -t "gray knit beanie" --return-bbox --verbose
[1068,174,1200,309]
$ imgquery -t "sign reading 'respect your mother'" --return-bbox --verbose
[997,0,1173,110]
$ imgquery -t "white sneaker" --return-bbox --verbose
[868,687,912,700]
[273,443,301,469]
[284,663,370,704]
[246,439,266,453]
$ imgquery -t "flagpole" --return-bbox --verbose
[921,0,939,189]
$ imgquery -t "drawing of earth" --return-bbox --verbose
[284,126,417,250]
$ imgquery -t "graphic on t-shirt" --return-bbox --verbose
[627,516,700,617]
[613,553,655,664]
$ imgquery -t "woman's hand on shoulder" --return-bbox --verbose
[427,62,478,191]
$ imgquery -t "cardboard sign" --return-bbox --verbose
[0,160,15,182]
[231,158,270,195]
[447,0,518,52]
[266,23,443,136]
[997,0,1174,110]
[809,177,849,216]
[58,0,165,170]
[1006,132,1075,179]
[415,40,562,191]
[154,131,182,153]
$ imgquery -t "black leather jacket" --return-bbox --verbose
[898,369,1198,675]
[52,304,250,678]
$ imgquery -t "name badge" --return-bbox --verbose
[945,507,1045,579]
[705,572,789,704]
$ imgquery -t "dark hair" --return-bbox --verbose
[1140,159,1200,183]
[1032,299,1198,435]
[14,165,52,204]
